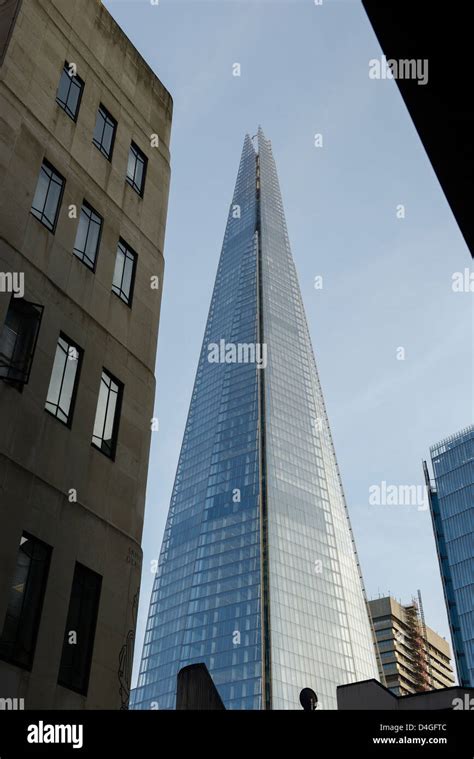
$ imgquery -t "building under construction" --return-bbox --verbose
[369,595,455,696]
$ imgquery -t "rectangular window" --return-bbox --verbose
[0,533,52,670]
[31,160,65,232]
[56,62,84,121]
[92,369,123,459]
[58,563,102,696]
[0,297,43,386]
[45,334,83,426]
[112,239,137,306]
[92,104,117,161]
[126,142,148,196]
[73,201,102,270]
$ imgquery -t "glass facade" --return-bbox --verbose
[258,129,378,709]
[426,425,473,687]
[131,130,378,711]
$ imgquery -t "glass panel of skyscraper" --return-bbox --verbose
[428,425,473,687]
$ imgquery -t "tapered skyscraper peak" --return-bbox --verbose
[132,132,378,711]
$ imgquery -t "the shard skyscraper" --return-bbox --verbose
[131,129,378,710]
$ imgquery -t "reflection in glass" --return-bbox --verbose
[0,533,52,670]
[92,369,122,458]
[56,63,84,120]
[45,334,82,425]
[126,142,147,195]
[112,240,136,305]
[92,104,117,160]
[73,202,102,270]
[31,161,64,232]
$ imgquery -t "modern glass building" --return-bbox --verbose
[424,425,474,687]
[131,129,379,710]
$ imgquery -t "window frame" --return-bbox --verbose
[111,238,137,307]
[92,103,117,161]
[56,61,85,122]
[57,562,102,696]
[72,200,103,272]
[30,159,65,233]
[126,141,148,197]
[91,368,123,460]
[0,532,52,672]
[44,332,83,428]
[0,297,44,388]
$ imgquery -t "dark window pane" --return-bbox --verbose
[111,239,137,306]
[0,533,52,670]
[56,62,84,121]
[0,297,43,385]
[31,160,65,232]
[58,563,102,695]
[92,104,117,160]
[45,334,82,426]
[126,142,147,195]
[73,201,102,270]
[91,369,123,459]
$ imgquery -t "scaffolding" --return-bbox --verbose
[404,594,432,692]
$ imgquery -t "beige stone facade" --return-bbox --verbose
[0,0,172,708]
[370,596,455,696]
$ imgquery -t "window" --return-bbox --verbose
[92,369,123,459]
[0,297,43,385]
[0,533,52,670]
[58,563,102,695]
[73,201,102,270]
[45,334,83,426]
[112,239,137,306]
[31,160,65,232]
[56,62,84,121]
[92,104,117,160]
[126,142,147,196]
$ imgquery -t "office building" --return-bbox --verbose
[424,425,474,687]
[370,595,455,696]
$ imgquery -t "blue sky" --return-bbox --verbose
[103,0,472,686]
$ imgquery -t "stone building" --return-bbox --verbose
[0,0,172,708]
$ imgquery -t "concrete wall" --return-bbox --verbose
[338,679,474,711]
[0,0,172,708]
